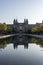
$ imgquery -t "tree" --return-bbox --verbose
[31,23,43,34]
[2,23,8,31]
[0,22,12,34]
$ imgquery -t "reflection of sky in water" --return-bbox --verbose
[0,37,43,65]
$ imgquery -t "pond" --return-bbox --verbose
[0,36,43,65]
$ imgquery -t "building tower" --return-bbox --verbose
[13,19,18,24]
[24,19,28,24]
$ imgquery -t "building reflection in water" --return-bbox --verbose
[13,36,29,49]
[0,36,43,49]
[0,36,31,49]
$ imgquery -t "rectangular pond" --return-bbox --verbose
[0,36,43,65]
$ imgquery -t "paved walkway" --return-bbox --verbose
[28,34,43,38]
[0,34,43,39]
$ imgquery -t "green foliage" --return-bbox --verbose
[0,23,12,33]
[32,23,43,33]
[2,23,8,31]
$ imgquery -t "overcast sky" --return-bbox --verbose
[0,0,43,24]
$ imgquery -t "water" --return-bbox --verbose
[0,36,43,65]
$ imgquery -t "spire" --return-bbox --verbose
[13,19,18,24]
[24,19,28,24]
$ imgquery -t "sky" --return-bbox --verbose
[0,0,43,24]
